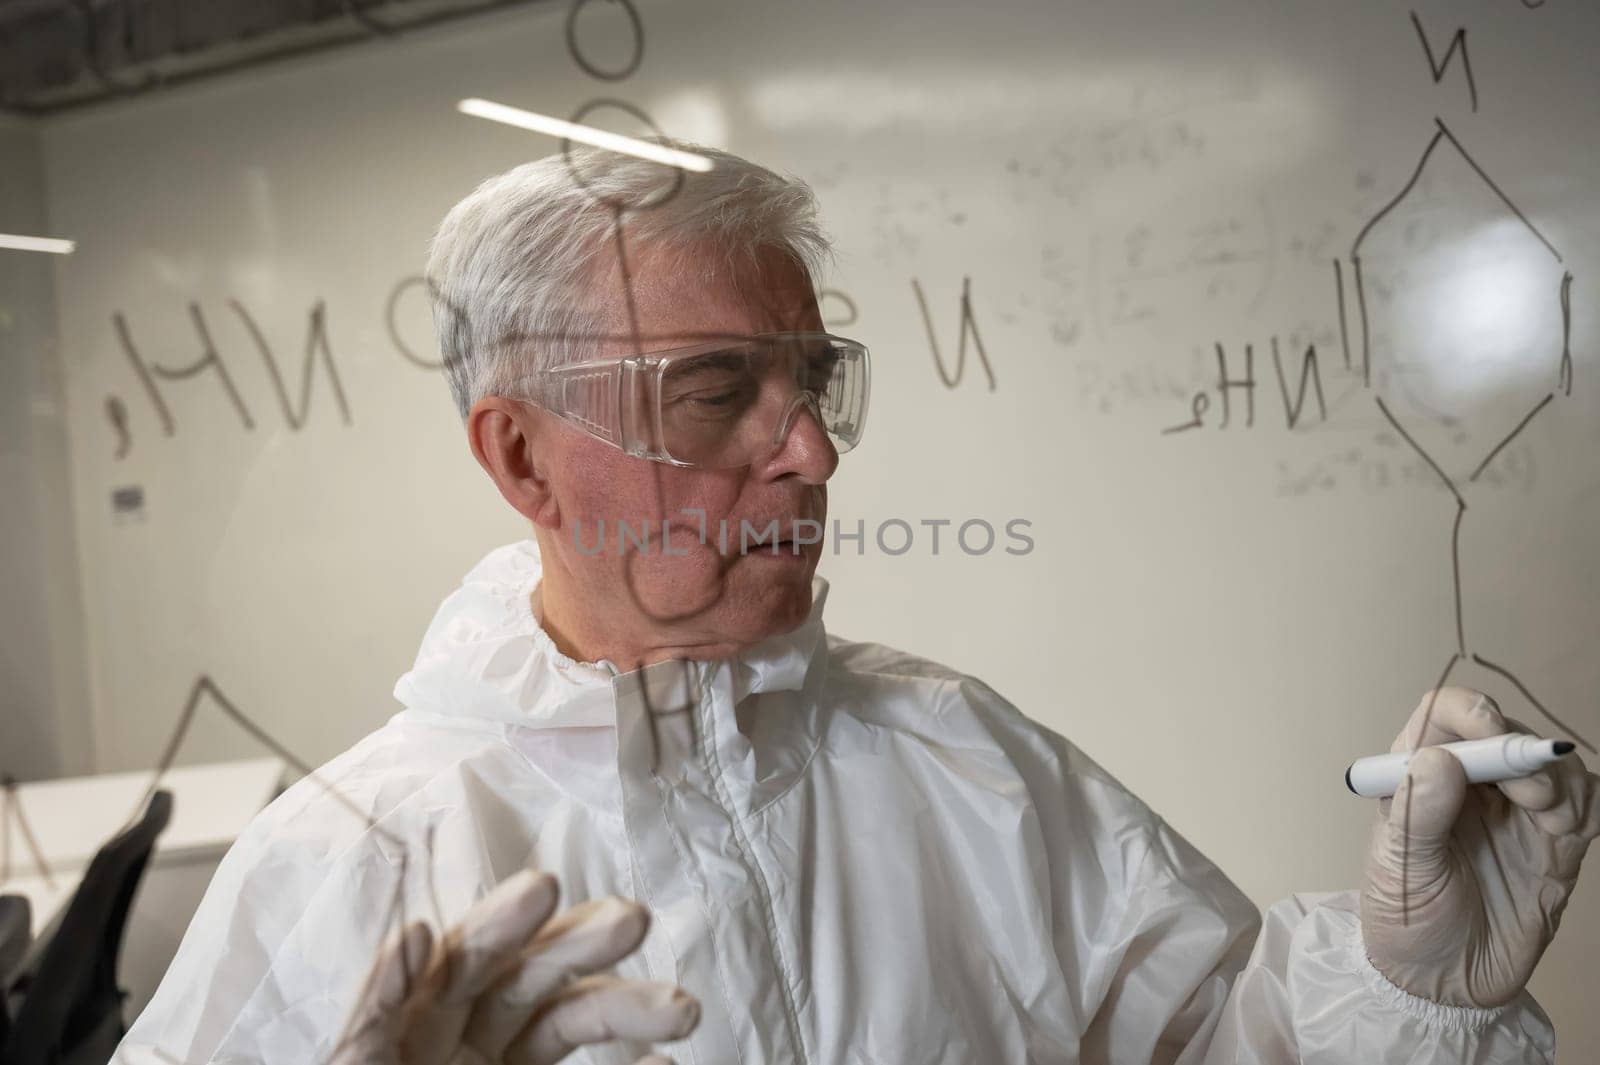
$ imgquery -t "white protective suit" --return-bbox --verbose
[118,540,1557,1064]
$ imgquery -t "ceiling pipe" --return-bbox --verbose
[2,0,549,117]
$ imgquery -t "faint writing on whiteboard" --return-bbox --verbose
[1274,439,1536,499]
[1002,115,1211,211]
[1088,197,1277,343]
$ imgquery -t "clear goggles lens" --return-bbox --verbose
[656,334,868,467]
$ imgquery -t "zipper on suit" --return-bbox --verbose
[693,665,812,1065]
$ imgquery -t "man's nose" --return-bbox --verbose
[759,393,839,483]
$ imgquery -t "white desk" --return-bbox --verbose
[0,757,285,1012]
[2,757,286,878]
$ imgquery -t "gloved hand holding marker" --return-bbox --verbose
[1346,732,1577,798]
[1356,688,1600,1010]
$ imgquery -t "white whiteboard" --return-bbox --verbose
[34,0,1600,1051]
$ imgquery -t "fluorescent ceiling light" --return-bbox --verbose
[457,98,713,172]
[0,234,75,254]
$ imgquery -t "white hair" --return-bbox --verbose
[425,140,833,422]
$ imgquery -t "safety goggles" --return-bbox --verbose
[513,332,870,469]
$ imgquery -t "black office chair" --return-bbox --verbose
[1,790,172,1065]
[0,894,31,1049]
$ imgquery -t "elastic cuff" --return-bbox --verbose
[1347,920,1505,1033]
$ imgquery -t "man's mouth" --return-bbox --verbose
[740,523,813,559]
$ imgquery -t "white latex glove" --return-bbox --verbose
[1361,686,1600,1008]
[332,869,699,1065]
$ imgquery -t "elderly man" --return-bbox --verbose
[119,144,1597,1064]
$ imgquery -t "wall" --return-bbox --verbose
[0,113,91,781]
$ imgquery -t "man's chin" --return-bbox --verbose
[726,577,815,647]
[765,581,816,635]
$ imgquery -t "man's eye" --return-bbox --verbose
[805,355,839,390]
[667,377,756,418]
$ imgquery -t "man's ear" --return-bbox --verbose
[467,398,560,528]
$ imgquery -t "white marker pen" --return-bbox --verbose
[1345,733,1576,799]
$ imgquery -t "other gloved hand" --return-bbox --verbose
[332,869,699,1064]
[1360,686,1600,1008]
